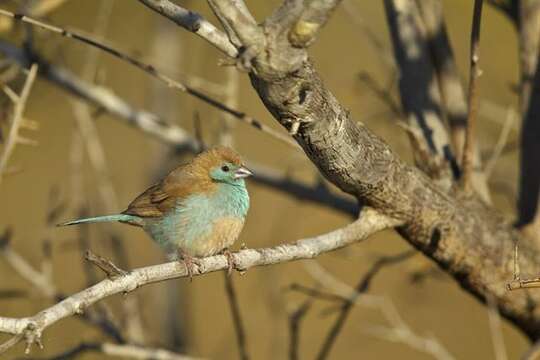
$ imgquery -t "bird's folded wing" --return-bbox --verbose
[122,163,212,218]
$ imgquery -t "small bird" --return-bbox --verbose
[58,147,252,279]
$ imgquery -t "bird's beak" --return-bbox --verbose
[234,166,253,179]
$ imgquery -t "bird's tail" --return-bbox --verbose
[57,214,140,227]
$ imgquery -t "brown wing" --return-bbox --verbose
[122,163,214,218]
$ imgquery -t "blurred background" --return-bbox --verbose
[0,0,528,359]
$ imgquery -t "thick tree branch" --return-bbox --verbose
[231,1,540,340]
[0,208,400,354]
[137,0,238,58]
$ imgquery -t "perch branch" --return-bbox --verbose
[0,208,401,354]
[34,342,202,360]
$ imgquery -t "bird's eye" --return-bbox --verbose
[221,165,230,172]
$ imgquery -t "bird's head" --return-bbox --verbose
[194,147,252,186]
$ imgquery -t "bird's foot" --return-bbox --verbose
[222,248,240,276]
[177,249,201,282]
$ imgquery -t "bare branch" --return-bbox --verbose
[517,1,540,234]
[0,10,298,148]
[85,250,128,279]
[207,0,264,51]
[0,41,198,150]
[416,0,491,203]
[484,107,516,178]
[0,208,400,354]
[35,342,202,360]
[315,251,415,360]
[137,0,238,57]
[0,227,126,343]
[383,0,456,185]
[0,237,57,299]
[486,294,508,360]
[0,42,355,217]
[302,261,453,360]
[461,0,484,192]
[223,274,249,360]
[0,63,38,184]
[288,298,312,360]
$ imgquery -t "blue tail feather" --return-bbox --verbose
[57,214,140,227]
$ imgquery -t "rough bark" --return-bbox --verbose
[233,3,540,339]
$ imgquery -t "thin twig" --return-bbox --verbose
[137,0,238,57]
[223,273,249,360]
[288,299,312,360]
[303,260,453,360]
[462,0,484,191]
[315,251,415,360]
[486,294,507,360]
[32,342,202,360]
[0,9,298,148]
[0,63,38,184]
[484,107,516,178]
[85,250,128,279]
[0,228,126,343]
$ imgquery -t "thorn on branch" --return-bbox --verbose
[84,250,128,280]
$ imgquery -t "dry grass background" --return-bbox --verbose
[0,0,529,359]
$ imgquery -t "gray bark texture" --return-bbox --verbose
[215,0,540,339]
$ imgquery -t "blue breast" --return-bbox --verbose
[144,181,249,252]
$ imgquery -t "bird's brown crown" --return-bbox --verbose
[192,146,243,172]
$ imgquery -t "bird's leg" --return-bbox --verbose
[222,248,237,276]
[176,249,201,282]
